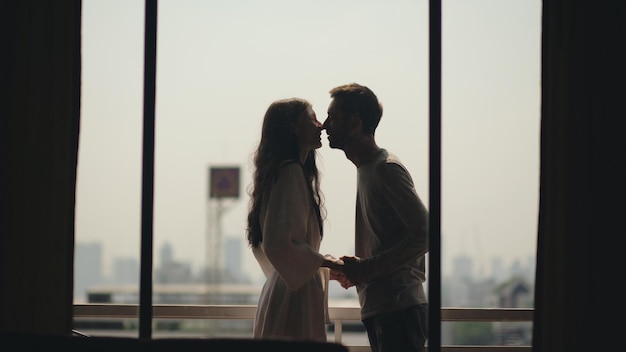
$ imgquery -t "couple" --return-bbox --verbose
[247,83,429,352]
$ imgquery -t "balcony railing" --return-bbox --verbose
[74,304,533,352]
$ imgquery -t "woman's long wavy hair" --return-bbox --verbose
[246,98,325,248]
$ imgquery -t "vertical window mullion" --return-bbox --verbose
[428,0,442,351]
[139,0,158,340]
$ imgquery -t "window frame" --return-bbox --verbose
[135,1,444,349]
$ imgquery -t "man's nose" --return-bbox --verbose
[322,119,328,130]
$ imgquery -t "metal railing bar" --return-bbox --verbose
[73,304,532,351]
[73,304,533,322]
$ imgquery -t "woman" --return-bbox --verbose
[247,98,342,342]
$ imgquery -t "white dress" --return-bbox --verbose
[252,162,329,342]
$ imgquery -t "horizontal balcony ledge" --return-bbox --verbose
[73,304,533,352]
[74,304,533,322]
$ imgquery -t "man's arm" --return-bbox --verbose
[346,162,429,284]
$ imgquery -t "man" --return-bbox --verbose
[323,83,429,352]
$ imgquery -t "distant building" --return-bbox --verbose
[223,236,250,283]
[491,257,505,282]
[493,277,533,308]
[155,242,192,284]
[83,283,260,331]
[490,277,533,345]
[74,242,103,302]
[113,257,139,285]
[452,254,474,281]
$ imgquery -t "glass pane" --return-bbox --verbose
[74,0,144,335]
[441,0,540,318]
[152,0,429,313]
[154,0,427,341]
[76,0,540,345]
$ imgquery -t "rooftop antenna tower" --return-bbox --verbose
[206,166,240,301]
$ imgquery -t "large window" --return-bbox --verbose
[76,0,540,344]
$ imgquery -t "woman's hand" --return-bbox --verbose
[322,254,344,270]
[323,254,357,289]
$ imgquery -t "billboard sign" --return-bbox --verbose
[209,166,240,199]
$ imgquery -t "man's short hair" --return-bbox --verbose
[329,83,383,135]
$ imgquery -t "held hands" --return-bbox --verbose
[322,254,351,289]
[322,254,344,270]
[339,255,361,288]
[323,254,361,289]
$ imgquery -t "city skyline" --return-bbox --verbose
[75,237,536,298]
[75,239,534,345]
[75,0,541,288]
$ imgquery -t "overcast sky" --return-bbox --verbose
[76,0,541,282]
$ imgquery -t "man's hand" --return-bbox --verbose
[324,254,356,289]
[340,255,362,286]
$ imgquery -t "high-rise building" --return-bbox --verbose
[74,242,103,302]
[155,242,192,284]
[112,257,139,285]
[224,236,247,282]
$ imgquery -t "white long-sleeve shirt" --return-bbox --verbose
[354,149,429,320]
